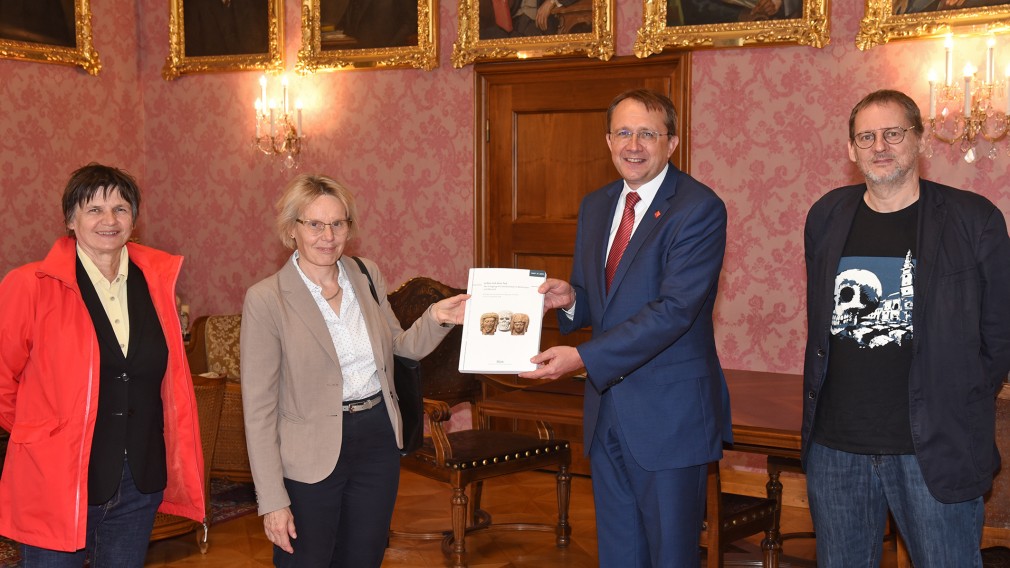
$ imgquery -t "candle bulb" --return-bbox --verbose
[1006,65,1010,113]
[963,65,973,117]
[986,37,995,85]
[255,99,262,138]
[944,35,953,87]
[927,70,937,120]
[259,75,267,110]
[295,100,303,137]
[269,103,276,139]
[282,76,289,115]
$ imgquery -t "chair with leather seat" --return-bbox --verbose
[386,276,573,568]
[701,461,783,568]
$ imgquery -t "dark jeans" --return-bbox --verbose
[807,442,983,568]
[21,459,164,567]
[273,397,401,568]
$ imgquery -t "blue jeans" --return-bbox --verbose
[806,442,983,568]
[21,459,164,568]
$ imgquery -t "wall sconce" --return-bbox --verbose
[926,35,1009,163]
[254,74,304,169]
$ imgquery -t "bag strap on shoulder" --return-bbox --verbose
[350,256,380,305]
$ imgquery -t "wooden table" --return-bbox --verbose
[479,369,803,459]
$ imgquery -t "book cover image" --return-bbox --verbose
[459,268,546,374]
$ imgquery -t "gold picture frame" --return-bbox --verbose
[634,0,829,55]
[162,0,284,80]
[451,0,615,68]
[297,0,438,72]
[857,1,1010,51]
[0,0,100,75]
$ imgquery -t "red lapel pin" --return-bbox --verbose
[653,211,661,219]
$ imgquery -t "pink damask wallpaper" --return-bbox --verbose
[0,1,1007,375]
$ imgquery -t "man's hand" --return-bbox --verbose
[536,0,555,30]
[431,293,471,326]
[519,345,583,380]
[539,278,575,314]
[263,507,297,553]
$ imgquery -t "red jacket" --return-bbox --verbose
[0,237,205,551]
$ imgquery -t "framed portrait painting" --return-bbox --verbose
[451,0,615,68]
[163,0,284,80]
[634,0,829,54]
[0,0,101,74]
[857,0,1010,50]
[297,0,438,71]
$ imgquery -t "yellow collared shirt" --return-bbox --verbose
[77,245,130,356]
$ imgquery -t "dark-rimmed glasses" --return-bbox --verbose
[296,218,351,235]
[852,126,916,149]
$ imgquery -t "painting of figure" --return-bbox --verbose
[667,0,803,26]
[319,0,419,49]
[893,0,1010,13]
[479,0,592,39]
[0,0,75,47]
[183,0,270,57]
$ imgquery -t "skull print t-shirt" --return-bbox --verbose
[812,198,918,455]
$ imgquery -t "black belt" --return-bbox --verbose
[342,392,383,413]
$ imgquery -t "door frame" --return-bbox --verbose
[472,53,692,268]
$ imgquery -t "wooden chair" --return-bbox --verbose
[386,277,573,568]
[186,314,251,482]
[554,0,593,34]
[149,374,226,553]
[701,462,783,568]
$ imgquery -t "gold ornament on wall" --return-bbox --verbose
[857,0,1010,51]
[451,0,614,68]
[297,0,438,72]
[634,0,829,55]
[163,0,284,80]
[0,0,101,75]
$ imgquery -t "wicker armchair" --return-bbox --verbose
[149,375,226,552]
[185,314,250,481]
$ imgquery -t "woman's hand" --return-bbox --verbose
[431,293,470,326]
[263,507,297,553]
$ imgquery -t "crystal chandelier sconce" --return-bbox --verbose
[926,35,1009,163]
[254,74,304,169]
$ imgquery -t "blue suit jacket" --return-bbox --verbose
[559,164,733,470]
[803,179,1010,503]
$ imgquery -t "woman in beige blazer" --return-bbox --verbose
[240,174,468,567]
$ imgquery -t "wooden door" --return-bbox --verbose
[474,53,692,352]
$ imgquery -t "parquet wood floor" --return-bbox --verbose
[145,469,898,567]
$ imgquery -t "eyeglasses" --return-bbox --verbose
[852,126,916,149]
[296,218,352,235]
[607,129,671,145]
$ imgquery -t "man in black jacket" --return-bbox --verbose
[802,89,1010,567]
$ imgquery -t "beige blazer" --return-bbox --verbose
[240,256,450,515]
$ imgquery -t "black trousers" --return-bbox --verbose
[274,398,401,568]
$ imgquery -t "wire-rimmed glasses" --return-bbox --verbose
[852,126,917,149]
[296,218,351,235]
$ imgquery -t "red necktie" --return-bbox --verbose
[492,0,513,32]
[605,191,640,292]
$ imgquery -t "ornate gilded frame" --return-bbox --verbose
[857,1,1010,50]
[0,0,100,75]
[451,0,614,68]
[162,0,284,80]
[634,0,829,55]
[297,0,437,72]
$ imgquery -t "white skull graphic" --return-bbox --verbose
[833,269,882,326]
[497,310,513,332]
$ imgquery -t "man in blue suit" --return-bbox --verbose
[520,89,732,567]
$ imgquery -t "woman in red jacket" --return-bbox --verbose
[0,164,205,566]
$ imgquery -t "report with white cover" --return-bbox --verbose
[459,268,546,374]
